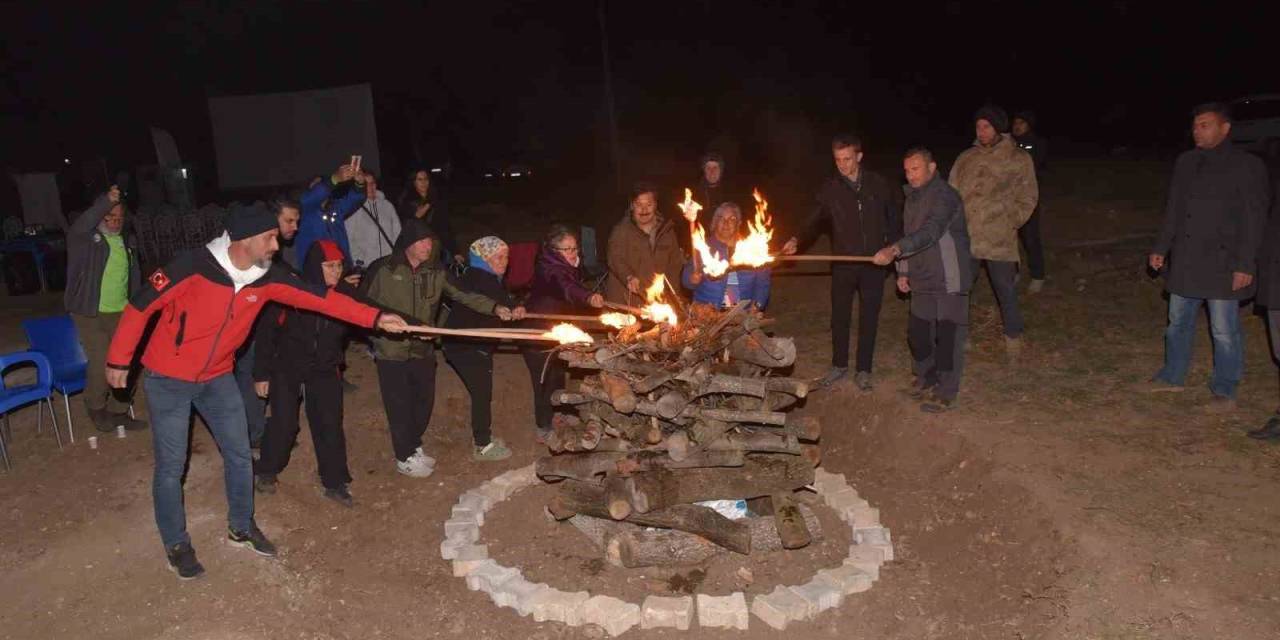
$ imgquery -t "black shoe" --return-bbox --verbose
[853,371,873,391]
[166,542,205,580]
[921,396,955,413]
[323,485,354,508]
[112,412,148,431]
[904,379,936,400]
[1247,416,1280,440]
[254,473,278,495]
[89,408,114,433]
[341,378,358,394]
[228,522,278,557]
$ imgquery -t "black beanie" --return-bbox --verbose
[974,105,1010,133]
[225,202,277,241]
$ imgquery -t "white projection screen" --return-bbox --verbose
[208,83,380,189]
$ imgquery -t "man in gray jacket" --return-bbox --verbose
[64,186,145,431]
[874,147,973,412]
[1147,102,1270,410]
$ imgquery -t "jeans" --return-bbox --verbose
[233,341,267,445]
[144,372,253,549]
[1155,294,1244,398]
[974,260,1025,338]
[830,265,887,372]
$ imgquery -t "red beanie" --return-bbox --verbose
[315,239,345,263]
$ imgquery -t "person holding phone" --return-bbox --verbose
[292,160,367,269]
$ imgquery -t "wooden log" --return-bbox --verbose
[771,492,812,549]
[663,454,815,502]
[709,431,801,455]
[696,407,786,426]
[603,474,632,520]
[552,481,751,554]
[729,333,796,368]
[655,390,689,419]
[787,415,822,442]
[665,431,691,462]
[695,373,767,399]
[625,468,677,513]
[764,377,810,398]
[690,417,732,448]
[536,452,626,482]
[600,372,637,414]
[591,402,650,442]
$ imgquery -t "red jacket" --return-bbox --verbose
[107,246,381,383]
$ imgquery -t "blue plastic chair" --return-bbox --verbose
[22,316,88,443]
[0,350,63,470]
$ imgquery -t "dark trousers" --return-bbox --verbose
[1018,205,1046,280]
[443,344,495,447]
[233,340,267,444]
[908,293,969,401]
[974,260,1025,337]
[522,347,565,431]
[375,353,437,461]
[830,265,887,371]
[255,366,350,490]
[72,312,132,414]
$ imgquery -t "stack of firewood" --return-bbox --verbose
[535,301,824,568]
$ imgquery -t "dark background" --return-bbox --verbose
[0,0,1270,215]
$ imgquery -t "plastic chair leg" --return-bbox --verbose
[63,394,76,444]
[1,414,10,470]
[48,398,63,450]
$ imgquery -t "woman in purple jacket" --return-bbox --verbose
[521,225,604,441]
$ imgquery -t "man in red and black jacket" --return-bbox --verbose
[106,203,408,580]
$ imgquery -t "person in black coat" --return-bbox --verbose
[1249,178,1280,440]
[399,168,459,265]
[252,240,359,507]
[1147,102,1271,408]
[443,236,527,460]
[1013,111,1049,291]
[781,134,903,391]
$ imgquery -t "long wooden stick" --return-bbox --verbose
[523,312,608,323]
[773,254,877,263]
[401,325,562,341]
[604,301,646,315]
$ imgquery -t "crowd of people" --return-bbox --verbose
[60,100,1277,580]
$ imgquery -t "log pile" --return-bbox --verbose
[536,301,822,567]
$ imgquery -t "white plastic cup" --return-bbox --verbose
[88,436,98,450]
[116,425,126,439]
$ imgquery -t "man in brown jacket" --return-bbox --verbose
[605,183,685,304]
[949,105,1038,353]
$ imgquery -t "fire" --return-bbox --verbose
[641,274,679,326]
[544,323,594,345]
[730,188,775,268]
[599,312,637,328]
[677,188,703,223]
[691,223,729,277]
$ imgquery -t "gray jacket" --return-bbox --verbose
[895,175,973,295]
[63,195,141,317]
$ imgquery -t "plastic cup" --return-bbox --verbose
[88,436,98,450]
[116,425,126,439]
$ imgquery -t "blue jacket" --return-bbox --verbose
[681,237,772,309]
[294,179,366,268]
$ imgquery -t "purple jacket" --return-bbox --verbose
[526,245,594,316]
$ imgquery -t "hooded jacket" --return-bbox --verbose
[361,218,500,361]
[399,190,457,261]
[604,213,685,304]
[64,195,141,316]
[253,241,356,381]
[526,244,597,316]
[107,233,381,383]
[948,134,1039,262]
[344,190,401,268]
[294,177,366,269]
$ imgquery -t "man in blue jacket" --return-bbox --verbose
[290,162,366,269]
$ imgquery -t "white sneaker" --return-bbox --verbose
[414,446,437,468]
[396,450,435,478]
[1028,279,1045,294]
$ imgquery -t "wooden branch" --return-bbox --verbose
[729,333,796,368]
[771,492,812,549]
[401,324,562,342]
[552,481,752,554]
[774,254,876,262]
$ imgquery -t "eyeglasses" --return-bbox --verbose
[555,245,580,254]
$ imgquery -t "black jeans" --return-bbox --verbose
[1018,205,1046,280]
[443,344,495,447]
[830,265,888,371]
[522,347,565,432]
[255,366,351,490]
[908,293,969,401]
[375,353,437,461]
[974,260,1025,337]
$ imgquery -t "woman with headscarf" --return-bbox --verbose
[604,182,685,304]
[682,202,772,310]
[442,236,522,461]
[522,224,604,441]
[398,168,459,264]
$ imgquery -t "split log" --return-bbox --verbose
[599,372,637,414]
[591,402,650,442]
[729,333,796,368]
[660,454,815,502]
[764,377,810,398]
[537,448,746,483]
[771,492,812,549]
[696,407,786,426]
[709,431,801,455]
[551,481,751,554]
[603,474,632,519]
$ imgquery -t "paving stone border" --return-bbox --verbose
[442,464,891,635]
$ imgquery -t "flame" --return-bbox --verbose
[691,222,729,277]
[599,312,637,328]
[641,274,679,326]
[543,323,594,345]
[644,274,665,303]
[677,188,703,223]
[730,188,775,268]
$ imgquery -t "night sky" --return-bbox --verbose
[0,0,1270,200]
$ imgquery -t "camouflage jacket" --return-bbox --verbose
[948,134,1038,262]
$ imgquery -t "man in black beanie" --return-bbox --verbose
[105,203,409,580]
[949,105,1038,357]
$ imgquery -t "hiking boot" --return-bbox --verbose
[1135,377,1185,393]
[166,541,205,580]
[89,407,114,433]
[254,473,278,494]
[816,366,849,389]
[473,438,513,461]
[1027,278,1045,294]
[396,449,435,478]
[921,396,956,413]
[323,484,355,508]
[112,411,148,431]
[228,522,277,557]
[853,371,873,391]
[1204,394,1238,413]
[903,378,935,400]
[1247,415,1280,440]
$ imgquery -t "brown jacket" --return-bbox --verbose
[948,134,1038,262]
[605,214,685,304]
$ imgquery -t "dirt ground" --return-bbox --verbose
[2,160,1278,639]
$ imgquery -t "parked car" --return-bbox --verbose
[1230,94,1280,158]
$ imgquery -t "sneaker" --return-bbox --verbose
[1204,394,1238,414]
[1135,377,1185,393]
[903,378,935,400]
[323,484,355,508]
[414,446,437,468]
[166,541,205,580]
[89,408,114,433]
[228,522,278,557]
[1247,415,1280,440]
[921,396,956,413]
[112,412,148,431]
[816,366,849,388]
[853,371,873,391]
[1028,279,1045,294]
[473,438,513,461]
[254,473,278,495]
[396,449,435,478]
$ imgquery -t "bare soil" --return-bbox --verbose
[1,160,1278,639]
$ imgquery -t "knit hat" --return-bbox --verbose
[469,236,508,260]
[974,105,1010,133]
[1013,110,1036,129]
[700,151,725,169]
[315,239,345,263]
[225,202,278,241]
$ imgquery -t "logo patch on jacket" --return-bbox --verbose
[246,294,259,303]
[149,269,171,291]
